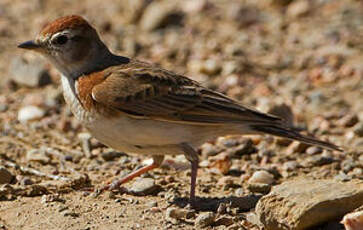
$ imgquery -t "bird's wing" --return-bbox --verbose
[91,66,282,125]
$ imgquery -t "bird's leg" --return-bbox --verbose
[100,155,164,192]
[180,143,199,206]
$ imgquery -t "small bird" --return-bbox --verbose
[18,15,341,205]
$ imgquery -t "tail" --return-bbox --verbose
[251,124,342,152]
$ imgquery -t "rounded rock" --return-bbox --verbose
[248,170,275,185]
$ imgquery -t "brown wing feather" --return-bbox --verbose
[91,65,281,125]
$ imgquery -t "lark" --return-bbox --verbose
[18,15,341,205]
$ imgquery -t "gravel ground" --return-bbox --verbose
[0,0,362,229]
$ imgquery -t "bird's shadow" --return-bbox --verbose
[171,194,262,212]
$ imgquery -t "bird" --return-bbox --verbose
[18,15,341,205]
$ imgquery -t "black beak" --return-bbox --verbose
[18,40,40,49]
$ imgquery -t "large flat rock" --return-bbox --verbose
[256,179,363,230]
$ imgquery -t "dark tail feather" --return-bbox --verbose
[251,124,342,151]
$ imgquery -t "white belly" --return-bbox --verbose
[87,116,220,155]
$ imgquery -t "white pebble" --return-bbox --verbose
[248,170,275,185]
[18,106,45,123]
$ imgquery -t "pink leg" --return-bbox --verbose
[181,143,199,206]
[101,155,164,192]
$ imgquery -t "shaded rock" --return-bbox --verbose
[140,1,183,31]
[10,56,51,87]
[18,106,45,123]
[128,178,160,196]
[247,183,272,194]
[195,212,216,228]
[101,151,124,161]
[256,179,363,230]
[0,167,13,184]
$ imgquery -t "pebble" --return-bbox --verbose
[337,114,359,127]
[0,167,13,184]
[26,149,50,164]
[166,207,187,221]
[128,178,160,196]
[286,0,310,18]
[19,176,34,186]
[353,122,363,137]
[139,1,183,31]
[195,212,216,228]
[101,151,124,161]
[9,56,52,87]
[247,183,272,194]
[282,161,299,171]
[286,141,309,154]
[200,143,222,158]
[18,106,45,123]
[305,155,334,167]
[306,146,323,155]
[201,59,221,75]
[146,201,157,208]
[248,171,275,185]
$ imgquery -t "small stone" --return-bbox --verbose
[217,203,227,214]
[200,143,222,158]
[9,56,52,87]
[41,194,64,204]
[20,177,34,186]
[229,138,257,157]
[18,106,45,123]
[247,183,272,194]
[286,0,310,18]
[140,1,183,31]
[304,155,334,167]
[248,171,275,185]
[353,122,363,137]
[101,151,124,161]
[235,188,244,197]
[195,212,216,228]
[306,146,323,155]
[286,141,309,154]
[166,207,187,221]
[128,178,160,196]
[26,149,50,164]
[337,114,359,127]
[282,161,299,171]
[201,59,221,75]
[146,201,157,208]
[0,167,13,184]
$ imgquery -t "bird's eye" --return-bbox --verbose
[54,35,68,45]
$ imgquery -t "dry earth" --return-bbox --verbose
[0,0,362,229]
